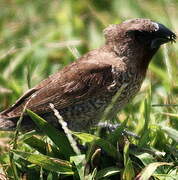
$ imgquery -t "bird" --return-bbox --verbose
[0,18,176,132]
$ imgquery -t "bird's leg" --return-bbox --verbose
[98,122,120,132]
[97,122,140,139]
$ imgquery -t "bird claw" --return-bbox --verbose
[98,122,120,132]
[97,122,140,139]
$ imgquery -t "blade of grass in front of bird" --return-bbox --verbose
[27,109,75,159]
[9,99,31,180]
[49,103,81,155]
[24,136,47,155]
[72,132,118,159]
[107,116,128,145]
[24,136,61,156]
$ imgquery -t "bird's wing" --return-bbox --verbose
[1,59,114,118]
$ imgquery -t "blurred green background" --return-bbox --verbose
[0,0,178,179]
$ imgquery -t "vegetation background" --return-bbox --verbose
[0,0,177,179]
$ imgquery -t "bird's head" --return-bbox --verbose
[104,18,176,65]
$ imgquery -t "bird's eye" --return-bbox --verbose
[127,30,153,43]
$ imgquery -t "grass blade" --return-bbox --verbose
[73,132,118,158]
[12,150,73,174]
[96,166,120,179]
[26,109,75,159]
[136,162,173,180]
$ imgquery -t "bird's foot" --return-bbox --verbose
[98,122,140,139]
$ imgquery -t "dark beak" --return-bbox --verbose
[151,23,176,49]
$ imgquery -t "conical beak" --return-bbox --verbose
[151,23,176,49]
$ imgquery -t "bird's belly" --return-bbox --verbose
[58,78,143,131]
[58,97,108,131]
[106,80,143,116]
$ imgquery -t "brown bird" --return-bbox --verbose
[0,18,176,131]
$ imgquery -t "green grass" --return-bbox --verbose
[0,0,178,179]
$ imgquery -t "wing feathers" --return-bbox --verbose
[1,60,114,118]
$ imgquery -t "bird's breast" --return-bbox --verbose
[57,69,144,131]
[104,69,144,116]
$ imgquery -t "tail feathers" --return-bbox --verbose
[0,116,16,131]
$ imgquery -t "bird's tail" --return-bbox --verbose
[0,116,16,131]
